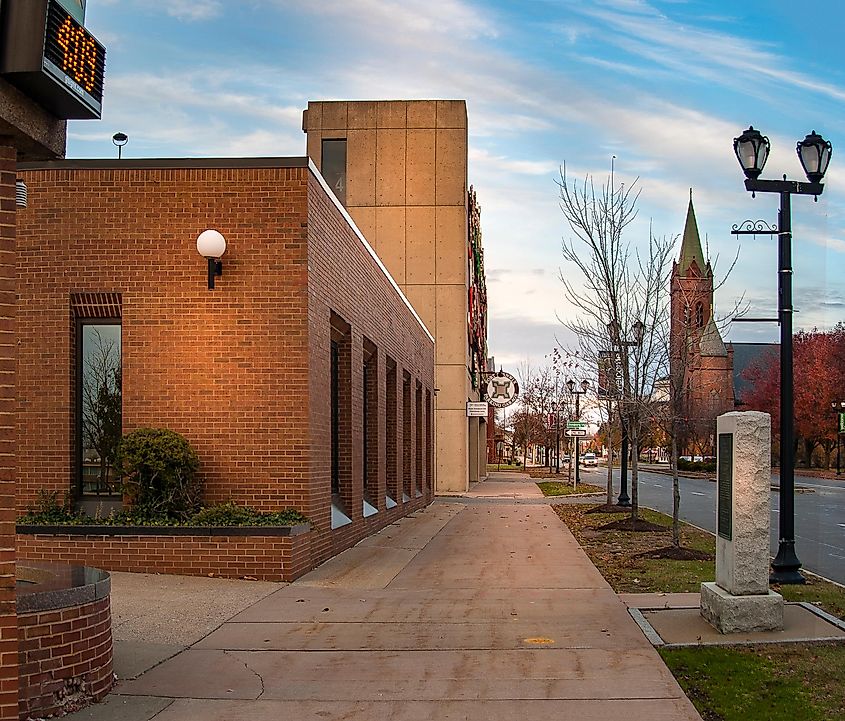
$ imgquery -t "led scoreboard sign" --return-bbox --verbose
[0,0,106,119]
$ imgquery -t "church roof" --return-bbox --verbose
[700,314,727,357]
[678,194,708,276]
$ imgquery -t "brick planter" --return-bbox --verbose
[17,524,313,582]
[17,564,112,720]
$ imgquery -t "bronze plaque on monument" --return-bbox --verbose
[717,433,732,540]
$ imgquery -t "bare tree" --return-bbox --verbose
[556,166,675,524]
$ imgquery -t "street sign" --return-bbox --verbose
[564,429,588,437]
[566,421,587,429]
[466,401,488,417]
[839,412,845,434]
[485,371,519,408]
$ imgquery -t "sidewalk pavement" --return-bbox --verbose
[69,471,702,721]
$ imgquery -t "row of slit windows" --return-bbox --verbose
[330,312,432,523]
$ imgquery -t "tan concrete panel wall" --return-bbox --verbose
[406,206,435,284]
[435,128,467,206]
[377,101,408,128]
[303,103,322,130]
[436,409,469,493]
[348,206,376,250]
[321,102,348,130]
[407,101,437,128]
[435,363,470,410]
[403,284,435,331]
[375,207,406,283]
[406,130,436,206]
[307,130,322,170]
[436,101,468,129]
[347,130,376,207]
[376,130,407,206]
[348,101,377,129]
[435,284,468,365]
[435,205,467,284]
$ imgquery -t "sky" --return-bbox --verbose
[68,0,845,374]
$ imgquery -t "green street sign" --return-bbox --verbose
[839,412,845,434]
[566,421,587,429]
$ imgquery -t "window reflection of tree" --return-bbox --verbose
[81,327,121,495]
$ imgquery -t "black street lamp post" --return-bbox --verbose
[832,400,845,476]
[567,379,590,486]
[606,320,644,507]
[733,125,832,585]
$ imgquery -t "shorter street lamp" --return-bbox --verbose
[567,379,590,487]
[832,401,845,476]
[606,320,644,507]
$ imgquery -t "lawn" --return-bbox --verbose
[661,644,845,721]
[555,503,845,721]
[536,481,604,496]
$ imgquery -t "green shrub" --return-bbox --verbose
[677,458,716,472]
[115,428,201,520]
[19,490,88,525]
[190,502,308,527]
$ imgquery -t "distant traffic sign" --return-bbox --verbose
[566,421,587,429]
[564,429,588,437]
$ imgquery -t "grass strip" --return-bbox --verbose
[536,481,603,496]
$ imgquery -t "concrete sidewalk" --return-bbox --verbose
[71,471,701,721]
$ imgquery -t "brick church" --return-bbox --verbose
[669,195,776,455]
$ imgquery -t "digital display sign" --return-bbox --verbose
[0,0,106,119]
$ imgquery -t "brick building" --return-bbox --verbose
[303,100,489,493]
[670,197,735,455]
[16,157,435,566]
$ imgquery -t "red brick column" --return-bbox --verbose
[0,144,18,721]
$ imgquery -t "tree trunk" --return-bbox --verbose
[671,432,680,547]
[606,404,614,506]
[630,419,639,521]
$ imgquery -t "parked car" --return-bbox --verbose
[581,452,598,467]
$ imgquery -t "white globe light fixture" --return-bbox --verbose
[196,229,226,290]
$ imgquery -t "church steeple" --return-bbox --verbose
[678,190,707,276]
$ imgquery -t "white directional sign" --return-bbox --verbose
[564,429,588,437]
[466,401,489,417]
[485,372,519,408]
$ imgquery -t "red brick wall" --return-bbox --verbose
[16,162,311,513]
[306,171,435,564]
[16,531,311,582]
[15,159,436,576]
[17,597,111,720]
[0,144,18,721]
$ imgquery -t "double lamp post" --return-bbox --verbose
[732,125,832,584]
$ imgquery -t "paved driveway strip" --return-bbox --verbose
[108,472,702,721]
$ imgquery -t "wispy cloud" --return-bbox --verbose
[166,0,222,22]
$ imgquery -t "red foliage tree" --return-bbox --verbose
[742,324,845,467]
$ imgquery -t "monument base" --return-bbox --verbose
[700,582,784,634]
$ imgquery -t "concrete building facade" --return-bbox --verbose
[303,100,488,493]
[16,157,435,570]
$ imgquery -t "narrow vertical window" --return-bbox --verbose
[695,302,705,328]
[322,139,347,206]
[402,371,412,502]
[385,358,398,506]
[78,321,122,496]
[331,339,340,496]
[415,381,423,498]
[426,389,433,493]
[362,338,378,515]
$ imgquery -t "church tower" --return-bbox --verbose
[670,194,734,454]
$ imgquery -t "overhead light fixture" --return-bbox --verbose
[196,229,226,290]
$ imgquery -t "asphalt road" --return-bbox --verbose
[579,466,845,585]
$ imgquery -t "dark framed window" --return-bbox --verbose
[331,339,340,496]
[695,302,705,328]
[363,339,378,500]
[322,139,347,205]
[77,320,122,496]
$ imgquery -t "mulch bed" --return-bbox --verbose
[585,503,629,515]
[598,517,668,532]
[635,545,714,561]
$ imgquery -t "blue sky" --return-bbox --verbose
[69,0,845,370]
